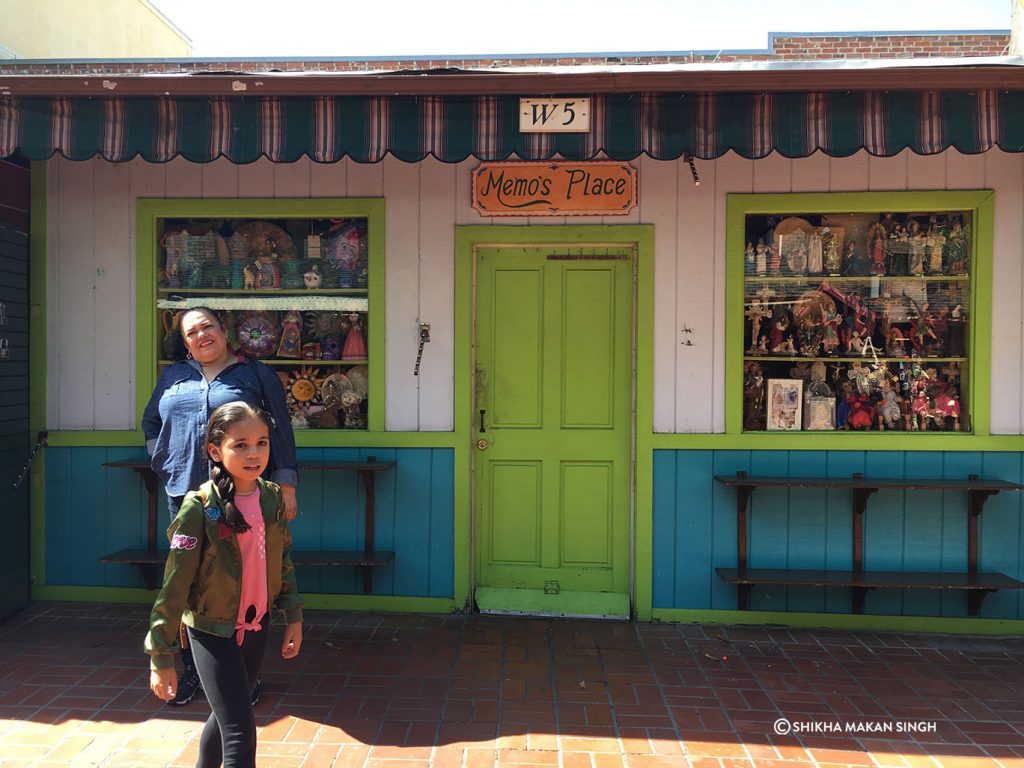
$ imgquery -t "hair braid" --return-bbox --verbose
[210,461,250,534]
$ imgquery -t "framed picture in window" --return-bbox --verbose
[766,378,803,431]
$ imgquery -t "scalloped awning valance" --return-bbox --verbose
[2,91,1022,163]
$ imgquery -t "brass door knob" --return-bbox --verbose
[477,439,489,450]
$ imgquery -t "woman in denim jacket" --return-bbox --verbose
[142,307,298,705]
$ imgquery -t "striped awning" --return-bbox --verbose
[1,91,1021,163]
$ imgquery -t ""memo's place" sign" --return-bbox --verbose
[472,161,637,217]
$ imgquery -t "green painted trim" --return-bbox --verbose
[475,587,629,619]
[32,585,457,614]
[303,595,456,613]
[135,198,386,433]
[652,608,1024,635]
[648,433,1024,451]
[29,160,48,589]
[45,429,459,449]
[454,225,657,622]
[726,190,998,446]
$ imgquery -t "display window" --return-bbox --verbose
[141,199,384,432]
[728,193,989,436]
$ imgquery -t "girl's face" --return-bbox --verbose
[181,310,231,365]
[207,417,270,492]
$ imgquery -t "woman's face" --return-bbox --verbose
[181,310,231,365]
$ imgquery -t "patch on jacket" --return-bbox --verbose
[170,534,198,550]
[204,506,221,522]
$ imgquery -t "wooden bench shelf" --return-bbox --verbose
[714,472,1024,616]
[101,459,395,593]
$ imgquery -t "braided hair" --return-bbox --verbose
[205,400,273,534]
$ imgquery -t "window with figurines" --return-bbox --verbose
[731,196,981,435]
[143,199,384,432]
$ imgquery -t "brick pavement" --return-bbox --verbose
[0,603,1023,768]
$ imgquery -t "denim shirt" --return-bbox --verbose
[142,358,299,497]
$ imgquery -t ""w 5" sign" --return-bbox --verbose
[519,98,591,133]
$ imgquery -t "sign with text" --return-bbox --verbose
[519,98,591,133]
[472,161,638,217]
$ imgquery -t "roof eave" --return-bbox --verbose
[3,62,1024,97]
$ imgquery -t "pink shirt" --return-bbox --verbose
[234,490,268,645]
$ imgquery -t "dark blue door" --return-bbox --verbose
[0,159,31,621]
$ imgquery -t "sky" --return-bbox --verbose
[148,0,1013,59]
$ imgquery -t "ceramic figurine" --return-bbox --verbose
[808,231,823,275]
[304,263,322,289]
[755,238,768,276]
[243,262,257,290]
[280,257,304,289]
[255,256,279,289]
[943,218,970,274]
[342,313,367,359]
[745,299,771,351]
[231,260,245,289]
[321,336,342,360]
[745,242,755,273]
[824,235,841,275]
[301,342,322,360]
[926,215,945,274]
[276,310,302,359]
[878,387,901,431]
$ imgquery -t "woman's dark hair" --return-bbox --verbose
[206,400,272,534]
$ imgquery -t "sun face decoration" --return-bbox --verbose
[286,366,323,413]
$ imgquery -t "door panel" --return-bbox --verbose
[475,247,633,612]
[0,223,31,621]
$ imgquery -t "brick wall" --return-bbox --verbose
[0,32,1010,75]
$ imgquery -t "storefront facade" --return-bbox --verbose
[3,67,1024,631]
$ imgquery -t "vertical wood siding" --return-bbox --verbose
[652,449,1024,619]
[45,447,455,597]
[45,150,1024,434]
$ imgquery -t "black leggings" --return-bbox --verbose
[187,621,269,768]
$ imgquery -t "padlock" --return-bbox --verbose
[0,303,7,326]
[0,337,8,360]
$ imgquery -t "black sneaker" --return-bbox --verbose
[167,667,202,707]
[250,678,262,707]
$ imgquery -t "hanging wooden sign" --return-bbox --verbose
[472,161,638,217]
[519,98,591,133]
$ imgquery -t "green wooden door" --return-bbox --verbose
[474,247,633,618]
[0,224,31,620]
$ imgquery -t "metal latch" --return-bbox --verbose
[543,580,560,595]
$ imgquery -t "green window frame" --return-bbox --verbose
[135,197,386,443]
[725,190,994,448]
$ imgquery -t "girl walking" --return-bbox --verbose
[145,401,303,768]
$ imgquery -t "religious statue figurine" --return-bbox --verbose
[768,242,781,275]
[745,298,772,351]
[254,256,279,289]
[743,362,766,431]
[821,306,841,355]
[926,215,944,274]
[908,219,926,275]
[341,313,368,360]
[276,310,302,359]
[943,218,970,274]
[878,386,901,431]
[755,238,768,276]
[824,234,841,275]
[868,221,888,276]
[745,241,755,274]
[808,231,824,275]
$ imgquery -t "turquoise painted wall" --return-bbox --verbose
[45,447,455,598]
[653,450,1024,619]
